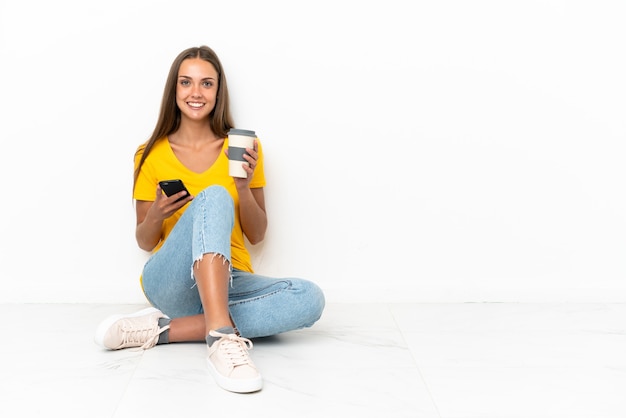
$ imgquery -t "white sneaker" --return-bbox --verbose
[94,307,169,350]
[206,330,263,393]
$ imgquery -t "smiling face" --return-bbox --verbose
[175,57,219,122]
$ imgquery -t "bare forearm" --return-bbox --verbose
[238,188,267,245]
[135,215,163,252]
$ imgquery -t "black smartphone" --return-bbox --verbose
[159,179,190,202]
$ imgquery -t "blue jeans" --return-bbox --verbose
[141,186,325,338]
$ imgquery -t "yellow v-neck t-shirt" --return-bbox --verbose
[133,136,266,272]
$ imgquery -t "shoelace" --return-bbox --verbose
[119,319,171,350]
[209,330,254,367]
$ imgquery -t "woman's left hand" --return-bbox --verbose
[226,139,259,189]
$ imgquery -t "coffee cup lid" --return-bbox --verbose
[228,128,256,137]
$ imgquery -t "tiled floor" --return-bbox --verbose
[1,302,625,417]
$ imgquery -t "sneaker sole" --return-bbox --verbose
[94,307,162,349]
[206,358,263,393]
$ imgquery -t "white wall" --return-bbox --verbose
[1,0,624,303]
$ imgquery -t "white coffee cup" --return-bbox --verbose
[228,129,256,178]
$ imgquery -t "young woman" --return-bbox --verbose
[94,45,325,394]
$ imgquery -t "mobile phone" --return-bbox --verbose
[159,179,190,202]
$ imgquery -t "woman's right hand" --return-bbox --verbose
[151,185,194,220]
[135,185,193,251]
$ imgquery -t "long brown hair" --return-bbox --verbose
[133,45,235,192]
